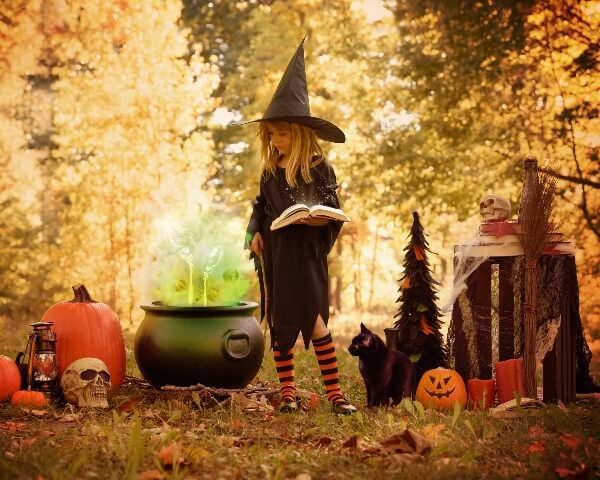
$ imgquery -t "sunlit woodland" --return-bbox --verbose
[0,0,598,349]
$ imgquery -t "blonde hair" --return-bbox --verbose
[258,120,324,187]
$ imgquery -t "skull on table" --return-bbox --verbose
[60,358,111,408]
[479,194,511,223]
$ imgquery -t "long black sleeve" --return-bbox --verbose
[245,173,267,248]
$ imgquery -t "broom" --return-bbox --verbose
[258,254,270,340]
[517,160,558,398]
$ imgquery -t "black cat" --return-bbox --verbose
[348,323,416,407]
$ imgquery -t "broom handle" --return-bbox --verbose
[523,262,538,398]
[258,253,270,337]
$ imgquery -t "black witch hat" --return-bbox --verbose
[241,38,345,143]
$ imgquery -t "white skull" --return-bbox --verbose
[60,358,111,408]
[479,194,511,223]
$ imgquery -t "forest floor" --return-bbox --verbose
[0,313,599,480]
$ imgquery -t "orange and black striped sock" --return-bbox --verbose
[273,342,295,402]
[312,333,344,406]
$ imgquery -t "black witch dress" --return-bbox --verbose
[246,158,343,354]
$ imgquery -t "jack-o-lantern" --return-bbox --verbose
[416,368,467,409]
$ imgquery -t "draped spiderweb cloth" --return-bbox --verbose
[444,227,597,393]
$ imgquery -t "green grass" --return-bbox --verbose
[1,324,598,479]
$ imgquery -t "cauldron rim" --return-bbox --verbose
[140,301,258,313]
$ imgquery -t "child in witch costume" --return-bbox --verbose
[243,39,356,415]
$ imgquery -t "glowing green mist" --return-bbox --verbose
[147,208,252,307]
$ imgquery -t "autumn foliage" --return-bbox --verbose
[0,0,596,356]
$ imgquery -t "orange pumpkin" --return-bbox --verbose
[41,284,126,390]
[0,355,21,402]
[416,368,467,409]
[11,390,48,408]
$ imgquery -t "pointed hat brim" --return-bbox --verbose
[233,38,346,143]
[242,115,346,143]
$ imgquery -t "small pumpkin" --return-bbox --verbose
[11,390,48,408]
[416,368,467,409]
[0,355,21,402]
[41,283,126,390]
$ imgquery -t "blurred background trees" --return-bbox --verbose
[0,0,597,348]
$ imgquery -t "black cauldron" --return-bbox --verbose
[134,302,264,388]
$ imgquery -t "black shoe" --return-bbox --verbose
[332,400,357,415]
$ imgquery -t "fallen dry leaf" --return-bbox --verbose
[157,442,184,467]
[313,437,333,448]
[559,434,582,450]
[23,437,37,449]
[389,453,424,464]
[218,435,254,448]
[230,417,245,430]
[380,429,432,456]
[528,440,545,454]
[341,435,366,451]
[137,469,165,480]
[555,467,572,478]
[230,392,274,414]
[422,423,446,441]
[58,413,81,423]
[218,436,242,448]
[186,447,211,461]
[21,409,47,416]
[142,409,155,419]
[527,425,545,438]
[295,474,312,480]
[169,399,186,410]
[86,424,107,438]
[4,451,16,459]
[1,422,27,433]
[116,397,141,413]
[308,393,320,410]
[263,412,274,422]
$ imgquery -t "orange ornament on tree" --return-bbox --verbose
[41,284,126,390]
[416,368,467,409]
[0,355,21,402]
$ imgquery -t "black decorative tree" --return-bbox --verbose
[394,212,446,383]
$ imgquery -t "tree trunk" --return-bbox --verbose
[124,203,135,326]
[352,237,362,309]
[329,237,343,313]
[367,225,379,309]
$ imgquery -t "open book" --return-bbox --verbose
[270,204,351,231]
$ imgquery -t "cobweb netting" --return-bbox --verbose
[445,245,597,393]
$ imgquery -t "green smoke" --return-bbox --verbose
[147,207,252,306]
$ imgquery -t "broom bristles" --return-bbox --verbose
[517,166,558,398]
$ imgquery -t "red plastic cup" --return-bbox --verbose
[467,379,496,409]
[494,358,526,404]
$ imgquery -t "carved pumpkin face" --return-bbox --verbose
[416,368,467,409]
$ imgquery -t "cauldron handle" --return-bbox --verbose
[222,330,252,360]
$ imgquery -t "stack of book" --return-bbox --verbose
[455,221,574,257]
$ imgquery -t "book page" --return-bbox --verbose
[309,204,351,222]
